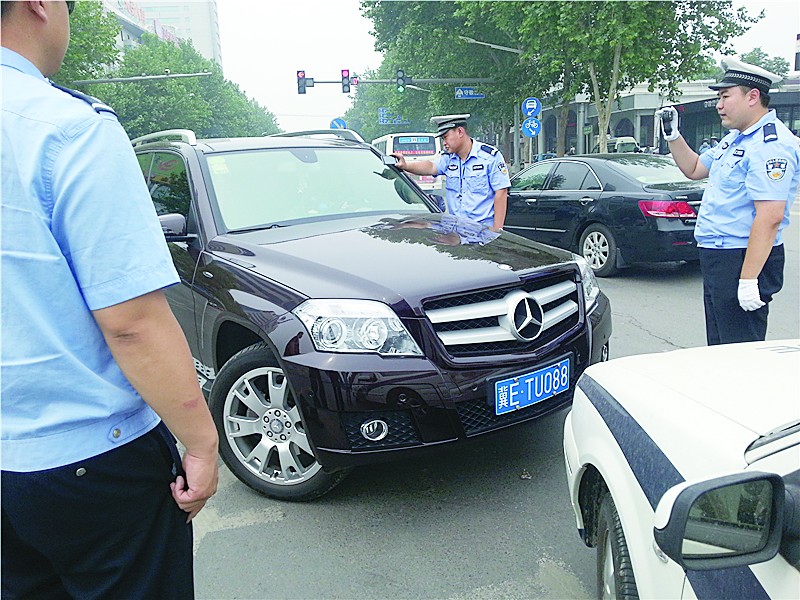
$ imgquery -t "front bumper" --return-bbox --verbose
[274,293,611,469]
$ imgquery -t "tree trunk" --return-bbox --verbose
[588,44,622,154]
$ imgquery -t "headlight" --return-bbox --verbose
[293,299,423,356]
[573,255,600,308]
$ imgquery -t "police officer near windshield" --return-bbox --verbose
[392,114,511,231]
[657,58,799,345]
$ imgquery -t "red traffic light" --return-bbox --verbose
[341,69,349,78]
[297,70,305,79]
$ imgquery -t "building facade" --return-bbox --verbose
[134,1,223,67]
[533,78,800,157]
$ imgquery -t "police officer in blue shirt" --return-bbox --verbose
[393,114,511,231]
[1,2,218,597]
[657,58,799,345]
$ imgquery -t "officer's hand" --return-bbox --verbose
[655,106,680,142]
[391,153,407,170]
[171,450,219,522]
[737,279,766,311]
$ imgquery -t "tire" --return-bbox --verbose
[596,493,639,600]
[579,224,619,277]
[209,342,351,501]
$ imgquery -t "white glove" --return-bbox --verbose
[738,279,765,311]
[655,106,680,142]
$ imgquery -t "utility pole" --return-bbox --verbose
[72,71,213,86]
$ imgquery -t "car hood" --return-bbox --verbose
[585,340,800,438]
[208,213,576,309]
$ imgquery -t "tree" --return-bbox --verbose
[457,1,760,152]
[91,35,279,138]
[52,0,120,87]
[739,48,790,79]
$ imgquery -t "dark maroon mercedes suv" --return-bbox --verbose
[132,128,612,501]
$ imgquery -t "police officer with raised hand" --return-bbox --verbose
[1,2,218,597]
[656,58,799,345]
[392,114,511,231]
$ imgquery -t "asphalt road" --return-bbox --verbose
[194,209,799,600]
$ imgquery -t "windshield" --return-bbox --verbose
[205,147,431,231]
[607,155,701,185]
[393,135,437,156]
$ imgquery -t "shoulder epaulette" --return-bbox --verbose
[763,122,778,143]
[50,82,117,117]
[480,144,499,156]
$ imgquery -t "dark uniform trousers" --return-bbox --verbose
[699,244,785,345]
[1,422,194,599]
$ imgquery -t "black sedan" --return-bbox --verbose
[504,154,706,276]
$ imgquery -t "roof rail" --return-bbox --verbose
[267,129,365,143]
[131,129,197,147]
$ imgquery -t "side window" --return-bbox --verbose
[136,153,153,180]
[548,162,592,191]
[511,162,552,192]
[149,152,192,219]
[581,169,602,191]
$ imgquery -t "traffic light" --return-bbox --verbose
[395,69,406,93]
[341,69,350,94]
[297,70,306,94]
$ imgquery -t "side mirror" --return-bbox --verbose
[654,472,785,570]
[159,213,195,242]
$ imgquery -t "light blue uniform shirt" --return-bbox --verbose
[1,49,179,472]
[435,140,511,227]
[696,109,799,249]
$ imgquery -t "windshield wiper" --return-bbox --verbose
[227,223,284,234]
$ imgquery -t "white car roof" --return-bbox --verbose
[584,340,800,437]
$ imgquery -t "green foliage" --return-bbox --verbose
[51,0,120,87]
[89,35,279,139]
[739,48,790,79]
[358,1,761,154]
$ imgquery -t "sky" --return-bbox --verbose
[216,0,800,133]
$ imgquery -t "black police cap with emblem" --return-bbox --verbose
[431,114,470,137]
[708,57,782,95]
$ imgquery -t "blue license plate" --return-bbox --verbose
[494,357,571,415]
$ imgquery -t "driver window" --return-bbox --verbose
[511,163,552,192]
[139,151,197,234]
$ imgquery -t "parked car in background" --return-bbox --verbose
[504,154,707,276]
[591,136,641,153]
[532,152,557,163]
[565,340,800,599]
[132,128,612,501]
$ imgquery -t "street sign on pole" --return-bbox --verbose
[521,97,541,118]
[455,86,485,100]
[330,118,347,130]
[521,117,541,138]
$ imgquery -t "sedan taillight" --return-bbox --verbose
[638,200,697,218]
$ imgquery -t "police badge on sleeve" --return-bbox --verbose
[765,158,788,181]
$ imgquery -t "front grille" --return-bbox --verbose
[341,410,421,450]
[457,391,571,436]
[423,270,581,357]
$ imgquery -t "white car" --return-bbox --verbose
[564,340,800,599]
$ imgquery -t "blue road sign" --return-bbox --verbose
[455,87,486,100]
[378,107,410,125]
[521,97,541,118]
[330,118,347,129]
[521,117,541,138]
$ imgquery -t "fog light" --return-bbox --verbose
[360,419,389,442]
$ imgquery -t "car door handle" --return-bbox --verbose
[524,198,538,205]
[579,197,595,206]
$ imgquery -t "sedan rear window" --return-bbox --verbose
[607,156,696,185]
[205,148,430,231]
